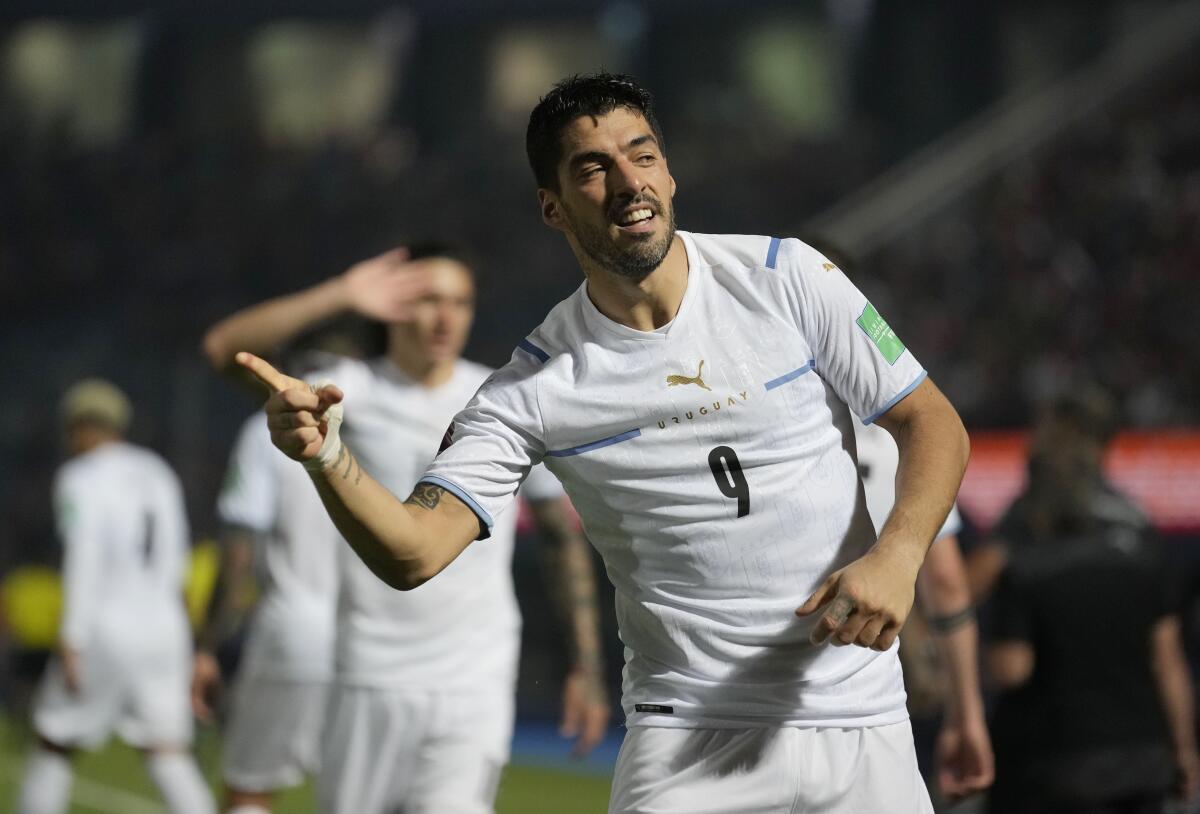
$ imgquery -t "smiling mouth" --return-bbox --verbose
[613,206,658,233]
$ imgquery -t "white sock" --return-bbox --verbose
[145,751,217,814]
[226,806,271,814]
[15,747,73,814]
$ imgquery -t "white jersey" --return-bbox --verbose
[422,231,928,728]
[852,421,962,542]
[317,356,563,689]
[218,415,339,682]
[53,441,190,652]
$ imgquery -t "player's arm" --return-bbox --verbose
[529,496,610,756]
[1151,614,1200,801]
[238,353,478,589]
[916,534,994,799]
[191,526,257,721]
[874,377,970,582]
[54,476,104,693]
[799,378,969,650]
[201,248,428,383]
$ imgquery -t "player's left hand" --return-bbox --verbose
[59,645,83,695]
[934,715,994,800]
[559,666,610,758]
[795,545,922,650]
[190,650,222,724]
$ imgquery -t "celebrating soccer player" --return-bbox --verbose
[238,73,969,812]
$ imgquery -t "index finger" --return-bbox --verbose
[236,352,289,393]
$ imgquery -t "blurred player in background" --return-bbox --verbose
[191,394,341,813]
[15,380,215,814]
[237,72,969,812]
[854,420,993,804]
[983,390,1199,813]
[204,244,610,814]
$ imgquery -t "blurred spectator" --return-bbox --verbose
[982,388,1200,813]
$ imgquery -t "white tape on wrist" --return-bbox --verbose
[302,381,345,473]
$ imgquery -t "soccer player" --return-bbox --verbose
[238,73,969,812]
[853,420,993,802]
[190,401,340,814]
[16,380,215,814]
[203,244,610,814]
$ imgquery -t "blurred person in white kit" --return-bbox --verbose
[15,379,215,814]
[202,243,610,814]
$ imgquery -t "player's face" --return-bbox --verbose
[388,258,475,365]
[540,107,676,282]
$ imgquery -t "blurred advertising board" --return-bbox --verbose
[960,431,1200,535]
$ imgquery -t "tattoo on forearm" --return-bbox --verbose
[405,483,445,511]
[331,445,362,485]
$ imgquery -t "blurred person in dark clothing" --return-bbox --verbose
[983,388,1199,813]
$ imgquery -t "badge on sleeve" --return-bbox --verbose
[856,303,906,365]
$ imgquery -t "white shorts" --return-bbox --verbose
[221,676,329,792]
[318,684,514,814]
[609,721,933,814]
[33,639,192,750]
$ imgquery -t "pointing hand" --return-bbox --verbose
[236,352,345,470]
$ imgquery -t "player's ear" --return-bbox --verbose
[539,189,567,232]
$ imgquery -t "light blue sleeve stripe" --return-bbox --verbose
[547,428,641,458]
[861,370,929,425]
[416,475,495,538]
[517,339,550,363]
[764,360,816,391]
[765,236,782,269]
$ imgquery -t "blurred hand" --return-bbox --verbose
[191,650,221,724]
[236,353,344,466]
[559,667,610,758]
[341,248,432,323]
[59,645,82,695]
[935,715,994,800]
[796,545,922,650]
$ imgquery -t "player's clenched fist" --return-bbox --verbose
[236,352,345,471]
[795,546,921,651]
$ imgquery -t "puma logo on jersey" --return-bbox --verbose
[666,360,712,391]
[822,262,837,271]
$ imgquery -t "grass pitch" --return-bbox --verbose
[0,716,612,813]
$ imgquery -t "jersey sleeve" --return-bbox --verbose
[780,239,927,424]
[419,353,546,539]
[216,415,279,533]
[54,468,105,648]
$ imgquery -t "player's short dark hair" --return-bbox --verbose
[407,241,477,279]
[525,71,665,191]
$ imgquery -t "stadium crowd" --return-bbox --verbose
[861,60,1200,428]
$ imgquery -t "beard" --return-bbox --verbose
[565,195,677,282]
